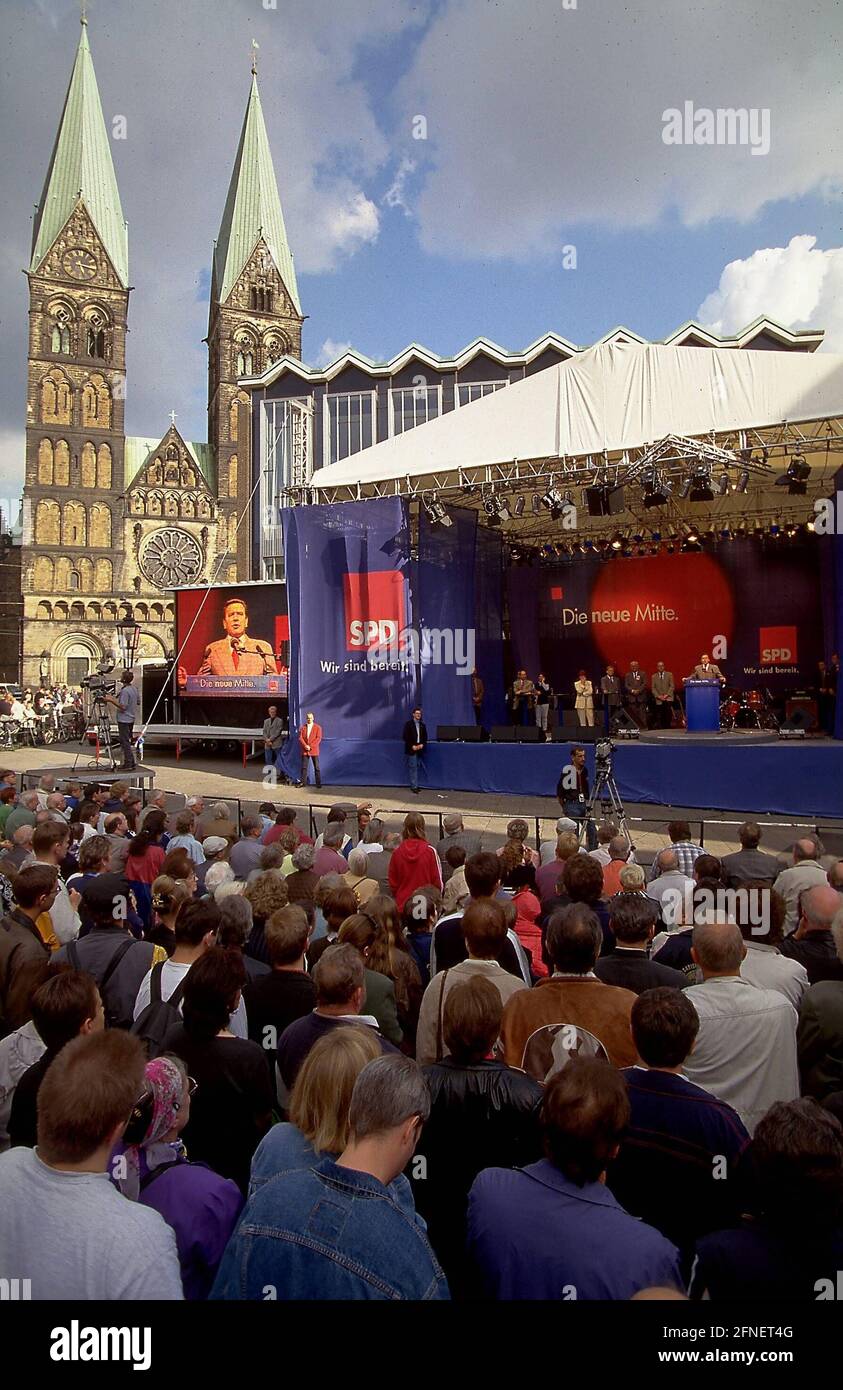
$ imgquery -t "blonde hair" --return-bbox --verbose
[289,1025,381,1154]
[151,875,192,918]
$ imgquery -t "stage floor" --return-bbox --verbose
[278,735,843,818]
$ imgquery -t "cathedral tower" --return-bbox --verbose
[208,61,303,579]
[21,15,130,686]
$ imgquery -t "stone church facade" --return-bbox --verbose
[20,17,302,688]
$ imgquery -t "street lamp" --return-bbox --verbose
[115,619,141,671]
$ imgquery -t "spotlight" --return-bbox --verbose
[776,454,811,495]
[735,470,750,494]
[689,471,714,503]
[483,495,509,525]
[531,494,543,515]
[806,518,815,533]
[424,498,452,528]
[610,532,623,551]
[642,475,671,508]
[678,476,693,500]
[717,473,731,496]
[513,495,525,518]
[685,524,700,543]
[541,486,565,513]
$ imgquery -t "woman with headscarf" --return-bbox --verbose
[112,1053,243,1299]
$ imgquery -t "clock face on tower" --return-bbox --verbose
[62,247,98,281]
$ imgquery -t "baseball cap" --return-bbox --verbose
[80,872,133,915]
[202,836,228,856]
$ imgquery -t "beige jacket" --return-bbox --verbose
[415,958,528,1066]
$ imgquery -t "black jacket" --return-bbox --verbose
[557,765,589,805]
[414,1058,543,1290]
[402,719,428,756]
[595,948,687,994]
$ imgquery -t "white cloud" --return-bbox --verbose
[697,236,843,351]
[383,156,417,215]
[316,338,355,367]
[0,429,26,511]
[395,0,842,258]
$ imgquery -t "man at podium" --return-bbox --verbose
[690,654,726,683]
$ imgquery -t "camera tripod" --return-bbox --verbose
[72,692,118,772]
[580,758,634,849]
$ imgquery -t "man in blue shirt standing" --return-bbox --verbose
[211,1055,449,1301]
[106,671,139,771]
[466,1056,682,1299]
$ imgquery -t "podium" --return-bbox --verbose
[684,679,721,733]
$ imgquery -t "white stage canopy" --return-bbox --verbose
[310,340,843,491]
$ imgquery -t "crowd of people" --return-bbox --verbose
[1,772,843,1301]
[0,684,83,748]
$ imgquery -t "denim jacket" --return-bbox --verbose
[211,1156,450,1301]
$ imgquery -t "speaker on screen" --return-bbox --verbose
[459,725,484,742]
[490,726,516,742]
[437,726,461,742]
[516,726,542,743]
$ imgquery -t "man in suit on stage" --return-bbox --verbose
[651,662,675,729]
[624,660,649,728]
[402,706,428,795]
[198,598,278,676]
[600,664,622,732]
[691,654,726,683]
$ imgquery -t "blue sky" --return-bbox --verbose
[1,0,841,497]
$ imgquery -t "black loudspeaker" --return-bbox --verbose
[553,720,597,743]
[437,725,461,742]
[516,726,542,743]
[459,725,483,742]
[784,699,817,731]
[584,484,626,517]
[490,725,516,742]
[611,707,639,732]
[141,664,173,724]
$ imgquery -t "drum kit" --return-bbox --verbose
[720,686,779,732]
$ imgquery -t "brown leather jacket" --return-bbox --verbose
[500,975,637,1069]
[0,910,51,1033]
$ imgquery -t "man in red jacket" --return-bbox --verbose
[296,712,323,790]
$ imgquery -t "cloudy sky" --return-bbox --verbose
[1,0,841,503]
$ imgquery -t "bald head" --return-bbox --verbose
[608,836,629,862]
[794,838,818,863]
[656,848,678,874]
[800,885,842,933]
[691,919,745,976]
[827,861,843,893]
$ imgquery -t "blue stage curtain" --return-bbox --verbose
[475,526,507,726]
[416,506,477,730]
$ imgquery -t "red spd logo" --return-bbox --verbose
[760,626,798,665]
[343,570,406,651]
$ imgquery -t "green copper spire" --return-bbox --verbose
[30,18,128,286]
[213,72,300,313]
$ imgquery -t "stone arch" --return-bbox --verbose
[35,499,60,545]
[102,600,117,622]
[263,328,289,366]
[180,495,195,519]
[197,495,211,519]
[32,555,54,590]
[54,440,70,487]
[89,504,112,548]
[137,632,167,661]
[96,443,112,489]
[80,441,97,488]
[229,390,249,442]
[81,302,111,360]
[78,557,94,592]
[35,601,52,620]
[163,604,175,623]
[147,493,162,517]
[69,601,85,621]
[117,602,133,622]
[53,631,104,684]
[150,602,164,623]
[48,299,75,355]
[134,603,149,622]
[61,501,86,546]
[81,373,112,429]
[130,494,145,515]
[94,558,113,593]
[54,556,73,590]
[40,369,72,425]
[37,439,54,485]
[86,602,102,621]
[53,601,69,622]
[228,454,238,498]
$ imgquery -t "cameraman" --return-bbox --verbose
[556,744,597,850]
[105,671,138,771]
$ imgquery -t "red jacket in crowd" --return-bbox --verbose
[298,722,323,756]
[388,837,443,913]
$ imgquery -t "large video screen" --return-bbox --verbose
[175,583,289,698]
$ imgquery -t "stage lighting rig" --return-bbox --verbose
[642,474,671,508]
[776,453,811,495]
[610,532,623,550]
[717,473,731,496]
[735,470,750,494]
[513,495,526,518]
[423,495,452,527]
[541,485,565,515]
